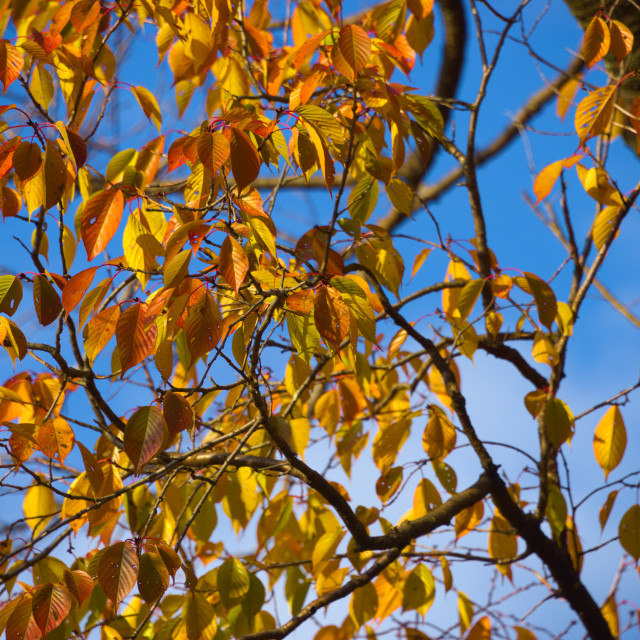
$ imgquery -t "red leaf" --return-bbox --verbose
[124,405,166,473]
[81,188,124,261]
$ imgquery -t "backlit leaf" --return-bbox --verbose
[97,541,139,605]
[582,16,610,69]
[609,20,633,62]
[23,482,56,536]
[593,406,626,478]
[36,418,74,464]
[197,130,230,176]
[402,564,435,615]
[132,86,162,131]
[116,303,157,375]
[229,128,260,193]
[314,286,351,352]
[183,591,217,640]
[163,390,194,438]
[455,501,484,540]
[0,275,23,316]
[31,583,71,635]
[33,275,62,327]
[124,405,166,473]
[0,41,23,91]
[575,85,616,145]
[137,552,170,603]
[466,616,490,640]
[81,188,124,261]
[84,304,120,365]
[422,406,456,461]
[618,504,640,561]
[219,236,248,294]
[218,558,250,607]
[334,25,371,80]
[599,490,617,531]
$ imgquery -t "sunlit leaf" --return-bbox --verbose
[582,16,610,69]
[593,406,626,479]
[81,188,124,261]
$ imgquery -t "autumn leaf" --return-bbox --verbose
[81,188,125,261]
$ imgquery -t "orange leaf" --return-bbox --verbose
[575,85,616,145]
[197,130,230,176]
[314,286,351,352]
[98,541,139,605]
[81,188,124,260]
[62,267,98,315]
[609,20,633,63]
[334,25,371,81]
[219,235,248,294]
[466,616,491,640]
[0,40,24,91]
[63,570,94,606]
[36,417,74,464]
[582,16,610,69]
[184,292,223,364]
[124,405,166,473]
[116,303,157,376]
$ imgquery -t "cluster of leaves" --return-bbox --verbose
[0,1,638,640]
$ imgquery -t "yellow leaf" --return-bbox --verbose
[593,406,627,479]
[592,206,620,251]
[488,514,517,562]
[557,75,580,119]
[458,591,473,634]
[532,331,558,367]
[24,481,56,536]
[422,406,456,461]
[455,501,484,540]
[601,595,618,638]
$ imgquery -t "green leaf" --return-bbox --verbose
[619,504,640,561]
[217,558,250,608]
[402,564,435,615]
